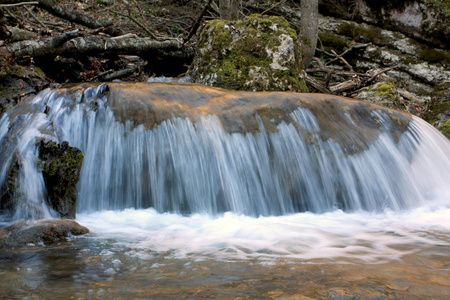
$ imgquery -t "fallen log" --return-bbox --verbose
[2,33,183,58]
[3,29,80,57]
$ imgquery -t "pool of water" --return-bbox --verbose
[1,208,449,299]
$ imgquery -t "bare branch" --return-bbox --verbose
[0,1,38,8]
[184,0,213,45]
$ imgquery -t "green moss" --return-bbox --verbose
[192,14,307,92]
[375,82,396,97]
[318,32,351,53]
[440,119,450,136]
[338,22,387,45]
[337,19,450,67]
[39,141,84,219]
[433,82,450,98]
[427,0,450,17]
[32,66,46,79]
[418,46,450,65]
[424,82,450,124]
[372,81,404,109]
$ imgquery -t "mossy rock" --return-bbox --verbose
[355,81,404,111]
[0,155,21,217]
[336,20,450,67]
[38,140,84,219]
[423,82,450,138]
[0,65,48,113]
[190,14,308,92]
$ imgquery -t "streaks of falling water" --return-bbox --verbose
[1,85,449,220]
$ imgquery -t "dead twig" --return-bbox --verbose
[113,10,157,39]
[89,69,113,81]
[329,65,400,94]
[261,0,286,15]
[366,64,400,84]
[103,66,137,81]
[0,1,38,8]
[3,7,24,27]
[183,0,213,45]
[24,5,47,29]
[331,49,353,71]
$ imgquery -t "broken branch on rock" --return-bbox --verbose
[305,74,332,94]
[366,64,400,85]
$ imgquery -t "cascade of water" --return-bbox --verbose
[1,84,449,219]
[0,105,54,220]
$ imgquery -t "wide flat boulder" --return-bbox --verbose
[60,82,412,155]
[0,219,89,247]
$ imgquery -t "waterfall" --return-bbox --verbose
[1,83,449,220]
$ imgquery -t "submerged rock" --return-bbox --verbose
[38,140,84,219]
[189,14,308,92]
[0,219,89,247]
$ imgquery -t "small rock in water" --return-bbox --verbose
[112,259,121,267]
[99,249,114,256]
[104,268,115,275]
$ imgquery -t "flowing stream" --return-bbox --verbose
[0,83,449,298]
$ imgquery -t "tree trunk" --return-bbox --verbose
[298,0,318,69]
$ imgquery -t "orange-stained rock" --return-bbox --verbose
[60,82,412,154]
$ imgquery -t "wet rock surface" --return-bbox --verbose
[0,219,89,247]
[0,154,21,218]
[38,140,84,219]
[66,82,412,155]
[0,65,48,117]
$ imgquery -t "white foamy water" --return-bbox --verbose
[77,206,450,263]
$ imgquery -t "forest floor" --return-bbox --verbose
[1,0,204,83]
[0,0,445,126]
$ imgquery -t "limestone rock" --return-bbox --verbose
[319,0,449,48]
[189,14,308,92]
[0,219,89,247]
[319,16,450,95]
[38,140,84,219]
